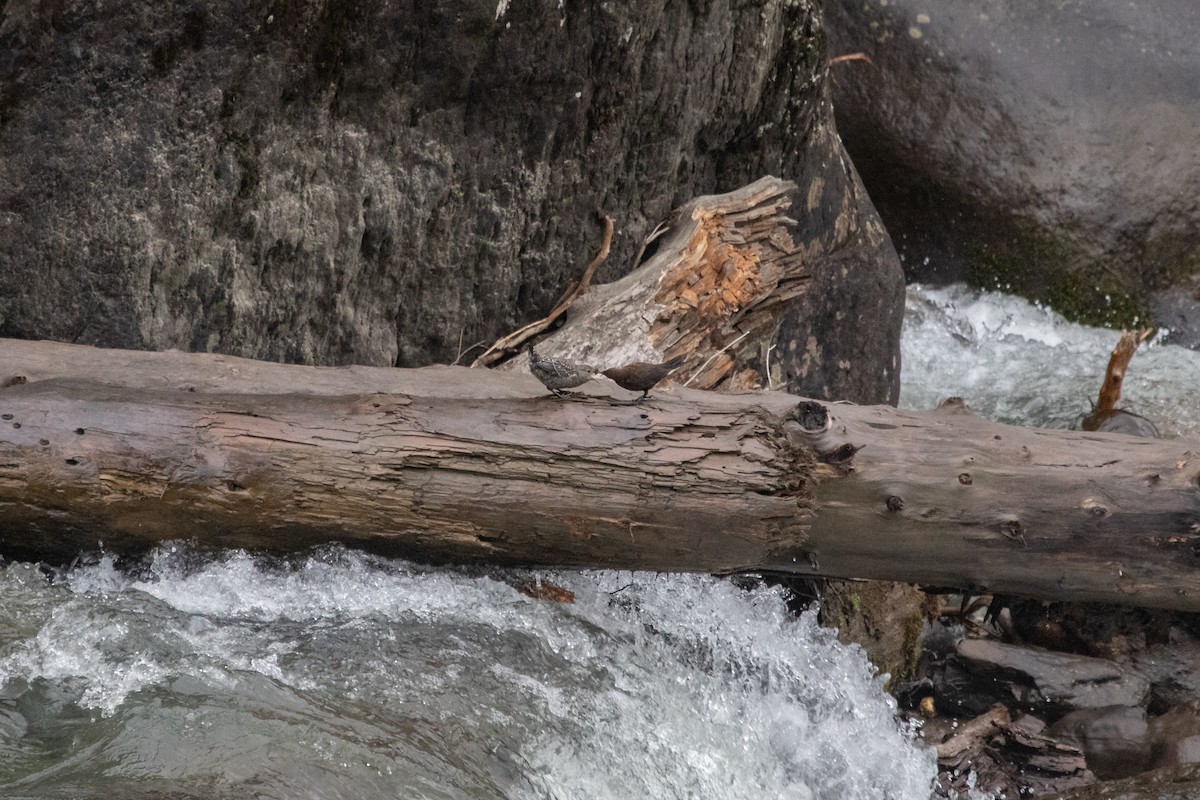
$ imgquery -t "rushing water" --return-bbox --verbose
[901,284,1200,438]
[2,283,1198,799]
[0,549,934,799]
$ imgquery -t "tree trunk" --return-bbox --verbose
[2,340,1198,611]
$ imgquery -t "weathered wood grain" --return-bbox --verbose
[2,339,1199,610]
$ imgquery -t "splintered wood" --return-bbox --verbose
[650,181,810,391]
[508,177,811,395]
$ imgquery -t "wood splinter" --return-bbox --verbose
[1081,328,1156,436]
[471,214,614,368]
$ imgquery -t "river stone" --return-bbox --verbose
[1051,762,1200,800]
[817,579,926,685]
[1086,410,1160,439]
[1131,643,1200,711]
[1148,706,1200,772]
[1047,705,1152,780]
[0,0,903,404]
[953,639,1150,714]
[825,0,1200,330]
[1152,290,1200,349]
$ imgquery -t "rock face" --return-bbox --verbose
[0,0,903,403]
[945,639,1150,717]
[1048,706,1152,780]
[825,0,1200,329]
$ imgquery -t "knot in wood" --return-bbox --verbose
[958,472,972,486]
[819,442,862,465]
[1080,497,1111,517]
[886,495,904,512]
[787,400,829,433]
[1000,519,1026,546]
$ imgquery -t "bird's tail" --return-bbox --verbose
[662,355,686,371]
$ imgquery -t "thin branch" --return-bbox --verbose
[631,219,670,269]
[682,330,751,387]
[472,214,614,368]
[453,339,488,366]
[827,52,873,67]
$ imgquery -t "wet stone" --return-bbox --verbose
[950,639,1150,715]
[1047,705,1152,780]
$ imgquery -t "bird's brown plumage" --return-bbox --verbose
[602,355,686,399]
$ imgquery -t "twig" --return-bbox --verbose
[682,330,751,387]
[827,52,873,67]
[471,214,614,368]
[452,339,488,366]
[631,219,670,269]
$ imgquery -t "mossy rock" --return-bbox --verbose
[967,228,1149,329]
[817,579,928,689]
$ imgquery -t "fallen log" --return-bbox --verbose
[1,340,1199,611]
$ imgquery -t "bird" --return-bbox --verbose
[601,355,686,400]
[528,347,598,396]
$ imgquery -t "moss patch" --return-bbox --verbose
[1044,270,1148,328]
[817,580,927,688]
[1140,230,1200,293]
[967,228,1148,328]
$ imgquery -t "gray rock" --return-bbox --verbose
[1151,289,1200,350]
[1149,706,1200,771]
[1132,643,1200,711]
[1087,410,1160,439]
[825,0,1200,330]
[1051,762,1200,800]
[0,0,904,404]
[954,639,1150,713]
[1047,705,1152,780]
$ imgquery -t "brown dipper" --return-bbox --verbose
[602,355,686,399]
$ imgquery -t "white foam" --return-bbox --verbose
[902,284,1200,438]
[0,549,936,798]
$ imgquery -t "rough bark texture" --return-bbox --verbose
[0,0,902,403]
[825,0,1200,332]
[0,346,815,566]
[775,397,1200,611]
[3,340,1199,611]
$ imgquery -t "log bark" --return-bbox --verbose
[0,346,810,569]
[2,339,1199,611]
